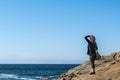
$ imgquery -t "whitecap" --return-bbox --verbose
[0,73,36,80]
[35,76,43,79]
[0,73,18,79]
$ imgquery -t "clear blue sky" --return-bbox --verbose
[0,0,120,64]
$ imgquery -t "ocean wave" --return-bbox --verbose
[0,73,36,80]
[0,64,78,80]
[0,73,18,79]
[0,73,58,80]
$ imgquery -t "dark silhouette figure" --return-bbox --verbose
[84,35,98,75]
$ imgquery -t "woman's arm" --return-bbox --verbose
[84,35,91,43]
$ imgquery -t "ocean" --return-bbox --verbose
[0,64,79,80]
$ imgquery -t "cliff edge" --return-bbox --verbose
[58,51,120,80]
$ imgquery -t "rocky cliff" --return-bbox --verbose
[58,51,120,80]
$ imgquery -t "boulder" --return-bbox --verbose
[58,51,120,80]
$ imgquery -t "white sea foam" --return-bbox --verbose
[0,73,36,80]
[0,73,18,79]
[36,76,43,79]
[0,73,57,80]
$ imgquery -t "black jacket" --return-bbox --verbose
[85,36,98,55]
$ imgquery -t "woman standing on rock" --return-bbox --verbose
[85,35,98,75]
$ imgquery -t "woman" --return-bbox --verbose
[84,35,98,75]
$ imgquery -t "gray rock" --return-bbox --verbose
[42,78,51,80]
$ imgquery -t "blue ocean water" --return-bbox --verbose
[0,64,79,80]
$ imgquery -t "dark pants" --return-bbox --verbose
[89,54,96,68]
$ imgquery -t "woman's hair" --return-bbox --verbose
[90,35,96,43]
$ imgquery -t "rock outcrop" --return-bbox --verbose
[58,51,120,80]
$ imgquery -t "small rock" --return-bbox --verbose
[42,78,51,80]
